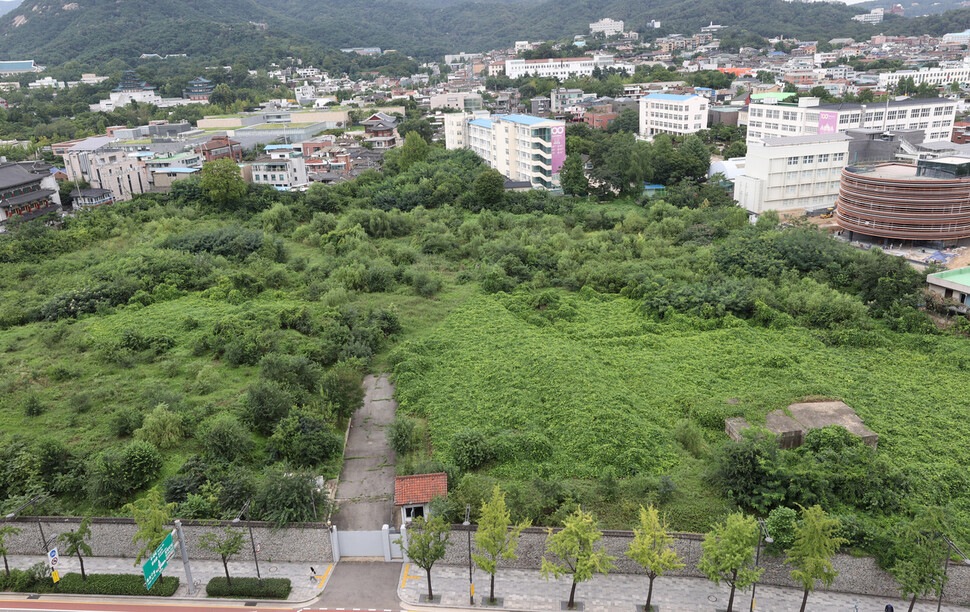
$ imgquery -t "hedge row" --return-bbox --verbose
[0,569,178,596]
[206,576,291,599]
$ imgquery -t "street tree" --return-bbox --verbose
[540,507,616,610]
[626,505,685,612]
[0,524,22,577]
[398,515,450,601]
[559,153,589,196]
[123,487,176,565]
[198,526,245,587]
[57,516,94,580]
[891,524,949,612]
[698,512,763,612]
[785,505,848,612]
[473,485,531,604]
[200,157,246,209]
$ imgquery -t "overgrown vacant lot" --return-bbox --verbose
[392,291,970,533]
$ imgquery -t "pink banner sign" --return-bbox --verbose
[551,125,566,174]
[818,111,839,134]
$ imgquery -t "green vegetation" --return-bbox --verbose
[540,507,615,610]
[0,569,179,596]
[473,485,531,605]
[698,513,762,612]
[626,505,684,612]
[198,527,245,587]
[205,576,292,599]
[398,515,451,601]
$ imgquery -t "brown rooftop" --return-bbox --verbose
[394,473,447,506]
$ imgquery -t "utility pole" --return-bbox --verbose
[173,520,195,594]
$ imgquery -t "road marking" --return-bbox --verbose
[314,563,334,588]
[399,563,423,590]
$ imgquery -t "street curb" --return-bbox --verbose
[0,587,321,606]
[397,564,520,612]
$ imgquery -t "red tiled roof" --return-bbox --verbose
[394,473,447,506]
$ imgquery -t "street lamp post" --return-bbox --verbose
[232,500,262,587]
[937,535,970,612]
[464,504,474,606]
[750,518,773,612]
[4,494,49,553]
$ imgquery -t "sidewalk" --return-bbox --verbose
[6,553,331,602]
[399,564,970,612]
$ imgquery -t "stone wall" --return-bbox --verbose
[436,525,970,606]
[4,516,333,565]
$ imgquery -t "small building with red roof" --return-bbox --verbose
[394,472,447,526]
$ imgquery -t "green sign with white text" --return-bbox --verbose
[142,530,177,591]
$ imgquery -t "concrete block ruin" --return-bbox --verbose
[725,400,878,450]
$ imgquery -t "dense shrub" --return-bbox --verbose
[162,226,263,260]
[253,468,327,526]
[205,577,291,599]
[266,411,343,467]
[198,413,253,464]
[387,416,419,455]
[134,404,184,450]
[450,430,494,472]
[46,573,179,596]
[764,506,798,554]
[122,440,162,489]
[242,381,294,435]
[110,407,144,437]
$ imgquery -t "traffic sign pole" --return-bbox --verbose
[174,520,195,594]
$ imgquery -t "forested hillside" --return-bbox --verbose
[1,0,964,63]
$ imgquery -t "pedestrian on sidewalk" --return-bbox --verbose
[885,604,894,612]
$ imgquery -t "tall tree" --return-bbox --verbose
[698,512,763,612]
[626,505,685,612]
[399,515,451,601]
[209,83,235,107]
[398,131,430,173]
[679,134,711,182]
[473,485,531,605]
[473,168,506,209]
[891,523,949,612]
[608,108,640,134]
[785,505,848,612]
[58,516,94,581]
[198,526,245,587]
[200,157,246,209]
[559,153,589,196]
[540,507,615,610]
[0,524,22,577]
[123,487,176,565]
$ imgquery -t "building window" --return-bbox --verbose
[818,153,830,163]
[834,152,845,162]
[788,156,799,166]
[803,155,814,164]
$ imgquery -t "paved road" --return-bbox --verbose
[314,561,403,611]
[332,374,398,532]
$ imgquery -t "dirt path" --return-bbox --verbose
[331,373,397,531]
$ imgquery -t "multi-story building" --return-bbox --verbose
[194,135,243,163]
[590,18,624,36]
[877,58,970,89]
[836,157,970,242]
[639,93,709,137]
[531,96,551,115]
[360,112,399,149]
[745,97,956,145]
[502,55,621,79]
[0,162,60,225]
[248,144,308,191]
[429,92,483,112]
[550,88,586,114]
[0,60,43,77]
[852,8,884,23]
[734,134,850,214]
[451,114,565,190]
[62,137,151,202]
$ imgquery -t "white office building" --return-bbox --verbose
[877,58,970,89]
[745,97,956,145]
[590,18,624,36]
[639,93,709,137]
[449,113,566,189]
[249,144,308,191]
[502,55,626,79]
[734,134,850,214]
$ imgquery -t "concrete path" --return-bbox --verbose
[6,553,329,601]
[399,564,970,612]
[332,373,397,531]
[315,561,403,611]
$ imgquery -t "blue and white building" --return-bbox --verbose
[639,93,709,137]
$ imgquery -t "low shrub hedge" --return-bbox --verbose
[0,569,178,596]
[205,576,291,599]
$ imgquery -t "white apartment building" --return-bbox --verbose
[429,92,483,112]
[639,93,709,137]
[745,97,956,145]
[454,114,565,189]
[852,8,884,23]
[550,88,588,113]
[942,29,970,45]
[877,58,970,89]
[590,18,624,36]
[62,138,151,203]
[734,134,850,214]
[249,144,308,191]
[294,81,317,105]
[502,55,622,79]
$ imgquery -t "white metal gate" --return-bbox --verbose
[331,525,405,562]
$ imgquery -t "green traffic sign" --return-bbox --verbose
[142,530,177,591]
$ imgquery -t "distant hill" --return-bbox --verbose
[0,0,20,18]
[1,0,970,66]
[855,0,970,17]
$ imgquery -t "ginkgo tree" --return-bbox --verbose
[540,507,615,610]
[473,485,531,605]
[698,512,763,612]
[785,505,847,612]
[57,516,94,581]
[626,505,684,612]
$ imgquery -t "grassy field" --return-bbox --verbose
[392,290,970,530]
